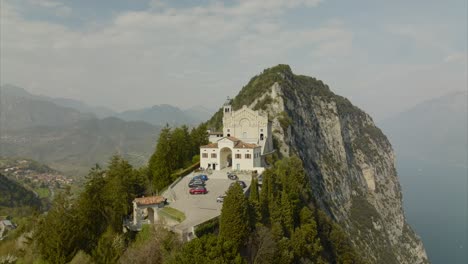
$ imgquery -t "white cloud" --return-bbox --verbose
[1,0,464,119]
[444,52,466,63]
[2,0,353,110]
[26,0,72,17]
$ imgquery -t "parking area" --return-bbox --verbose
[162,168,252,233]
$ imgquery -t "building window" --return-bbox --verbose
[235,154,242,159]
[245,154,252,159]
[260,129,263,132]
[227,129,230,132]
[202,153,208,158]
[260,133,264,140]
[211,153,217,158]
[227,134,230,137]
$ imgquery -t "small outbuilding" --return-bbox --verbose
[132,196,167,225]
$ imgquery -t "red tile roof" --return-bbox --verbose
[134,196,166,206]
[234,141,259,149]
[225,136,240,142]
[200,143,218,148]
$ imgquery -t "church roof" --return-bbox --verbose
[225,136,241,142]
[234,141,259,149]
[134,196,166,206]
[200,143,218,148]
[200,136,259,149]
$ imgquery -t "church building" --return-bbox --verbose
[200,99,273,171]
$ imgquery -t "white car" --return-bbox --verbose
[216,195,226,203]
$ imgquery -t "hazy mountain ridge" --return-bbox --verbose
[380,90,467,168]
[380,91,467,263]
[116,104,212,126]
[1,117,160,176]
[0,85,162,176]
[1,84,213,127]
[1,84,114,119]
[0,85,95,130]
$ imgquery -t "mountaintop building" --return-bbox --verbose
[200,98,273,171]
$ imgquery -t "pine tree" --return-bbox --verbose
[92,228,124,264]
[35,190,80,264]
[148,126,174,192]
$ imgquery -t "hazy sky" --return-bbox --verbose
[1,0,466,120]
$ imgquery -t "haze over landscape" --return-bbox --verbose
[0,1,466,264]
[1,0,466,120]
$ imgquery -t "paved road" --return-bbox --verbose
[162,168,252,233]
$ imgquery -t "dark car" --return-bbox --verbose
[193,174,208,181]
[227,173,238,180]
[188,180,205,188]
[230,181,247,189]
[189,186,208,195]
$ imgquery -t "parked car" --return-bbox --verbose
[188,180,205,188]
[230,181,247,189]
[189,186,208,195]
[216,195,226,203]
[193,174,208,181]
[227,173,238,180]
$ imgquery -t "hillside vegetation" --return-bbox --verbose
[0,174,41,209]
[1,117,161,176]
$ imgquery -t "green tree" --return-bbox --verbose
[219,183,250,251]
[170,126,191,169]
[148,126,174,192]
[103,156,137,231]
[92,228,124,264]
[75,165,108,252]
[249,177,260,203]
[190,123,209,156]
[35,190,80,264]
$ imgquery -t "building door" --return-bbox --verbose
[213,164,216,170]
[236,164,240,170]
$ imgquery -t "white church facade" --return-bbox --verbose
[200,99,273,172]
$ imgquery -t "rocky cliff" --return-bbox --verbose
[209,65,429,264]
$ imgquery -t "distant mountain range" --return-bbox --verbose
[115,104,214,126]
[0,84,216,175]
[380,90,468,264]
[380,90,467,168]
[0,85,161,175]
[1,84,214,127]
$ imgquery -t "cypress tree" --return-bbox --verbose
[249,177,259,202]
[219,183,250,251]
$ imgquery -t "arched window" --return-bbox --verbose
[260,133,264,140]
[227,134,230,137]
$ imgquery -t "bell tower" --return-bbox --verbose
[223,96,232,117]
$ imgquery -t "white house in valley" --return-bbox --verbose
[200,99,273,171]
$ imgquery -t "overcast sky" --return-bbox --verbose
[1,0,466,120]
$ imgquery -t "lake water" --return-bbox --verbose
[397,159,467,264]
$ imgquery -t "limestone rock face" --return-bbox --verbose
[228,65,429,264]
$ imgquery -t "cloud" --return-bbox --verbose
[444,52,466,63]
[25,0,72,17]
[1,0,464,120]
[1,0,353,110]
